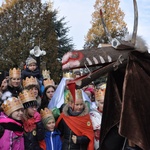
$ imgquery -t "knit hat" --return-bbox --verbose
[40,108,55,129]
[26,56,36,66]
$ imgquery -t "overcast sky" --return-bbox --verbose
[0,0,150,51]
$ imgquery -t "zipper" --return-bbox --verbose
[68,130,72,150]
[50,132,54,150]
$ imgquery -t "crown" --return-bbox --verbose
[42,70,50,79]
[75,89,83,101]
[1,97,23,116]
[43,78,55,88]
[63,72,75,79]
[95,84,106,101]
[9,68,21,78]
[64,90,73,104]
[40,108,54,119]
[19,89,36,104]
[22,76,38,88]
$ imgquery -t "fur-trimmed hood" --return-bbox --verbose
[63,102,89,117]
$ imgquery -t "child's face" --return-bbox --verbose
[26,106,37,117]
[30,87,39,98]
[95,99,104,112]
[46,119,55,131]
[28,63,37,71]
[73,99,84,113]
[11,108,24,120]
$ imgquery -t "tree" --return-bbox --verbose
[0,0,73,83]
[84,0,128,48]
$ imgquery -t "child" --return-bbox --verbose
[40,108,62,150]
[56,89,94,150]
[0,96,24,150]
[21,56,42,81]
[19,89,46,150]
[22,76,42,109]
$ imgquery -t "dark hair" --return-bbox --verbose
[40,85,56,110]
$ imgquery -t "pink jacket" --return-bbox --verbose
[0,112,24,150]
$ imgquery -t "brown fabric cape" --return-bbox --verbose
[119,51,150,149]
[56,113,94,150]
[100,51,150,150]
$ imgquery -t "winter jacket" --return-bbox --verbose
[0,113,24,150]
[23,121,45,150]
[21,67,42,81]
[45,129,62,150]
[7,85,22,97]
[57,104,93,150]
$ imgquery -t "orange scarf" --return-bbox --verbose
[23,117,36,132]
[56,113,94,150]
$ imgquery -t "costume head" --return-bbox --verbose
[40,107,55,129]
[1,97,23,116]
[19,89,37,109]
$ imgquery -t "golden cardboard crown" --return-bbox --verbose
[1,97,23,116]
[75,89,83,101]
[95,83,106,100]
[43,78,55,88]
[22,76,38,88]
[42,70,50,79]
[9,68,21,78]
[19,89,36,104]
[40,108,54,120]
[63,72,76,79]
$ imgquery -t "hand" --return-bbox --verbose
[34,112,41,123]
[72,135,77,144]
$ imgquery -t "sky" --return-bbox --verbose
[0,0,150,51]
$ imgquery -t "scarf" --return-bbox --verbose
[23,117,36,132]
[56,113,94,150]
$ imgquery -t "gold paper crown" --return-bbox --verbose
[43,78,55,88]
[75,89,83,101]
[95,83,106,101]
[22,76,38,88]
[9,68,21,78]
[42,70,50,79]
[2,97,23,116]
[63,72,75,79]
[40,108,54,120]
[19,89,36,104]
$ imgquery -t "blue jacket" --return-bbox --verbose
[45,129,62,150]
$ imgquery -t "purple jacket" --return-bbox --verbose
[0,112,24,150]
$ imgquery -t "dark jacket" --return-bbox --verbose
[24,121,45,150]
[58,105,90,150]
[7,85,22,97]
[21,67,42,81]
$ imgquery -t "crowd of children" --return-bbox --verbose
[0,55,107,150]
